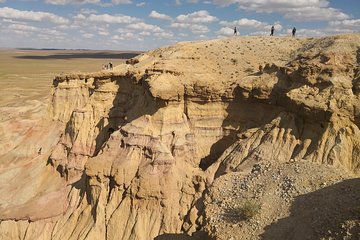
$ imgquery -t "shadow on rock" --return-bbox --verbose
[154,231,210,240]
[261,178,360,240]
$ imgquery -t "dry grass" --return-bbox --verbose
[224,201,261,223]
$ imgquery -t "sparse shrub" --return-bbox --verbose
[245,68,254,73]
[125,58,139,65]
[236,201,261,220]
[224,201,261,222]
[231,58,238,65]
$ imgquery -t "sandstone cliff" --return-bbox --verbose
[0,34,359,240]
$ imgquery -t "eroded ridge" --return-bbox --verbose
[0,34,359,240]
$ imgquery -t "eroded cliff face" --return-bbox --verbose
[0,34,359,240]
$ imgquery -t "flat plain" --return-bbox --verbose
[0,49,140,106]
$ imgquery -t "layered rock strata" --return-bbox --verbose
[0,34,359,240]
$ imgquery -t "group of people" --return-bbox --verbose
[234,26,297,37]
[102,62,113,70]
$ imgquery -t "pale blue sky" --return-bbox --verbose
[0,0,359,50]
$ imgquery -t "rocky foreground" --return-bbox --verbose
[0,34,359,240]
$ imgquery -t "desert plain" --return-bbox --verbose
[0,49,139,106]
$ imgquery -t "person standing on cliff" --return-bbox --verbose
[292,27,296,37]
[234,26,238,36]
[270,25,275,36]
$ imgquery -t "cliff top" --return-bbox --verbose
[1,34,359,240]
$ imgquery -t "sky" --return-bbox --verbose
[0,0,359,50]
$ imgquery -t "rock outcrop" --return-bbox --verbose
[0,34,359,240]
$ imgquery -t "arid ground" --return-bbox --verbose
[0,35,359,240]
[0,49,140,106]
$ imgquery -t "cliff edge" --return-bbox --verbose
[0,34,359,240]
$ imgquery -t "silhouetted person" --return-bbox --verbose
[292,27,296,37]
[270,25,274,36]
[234,26,237,36]
[109,62,113,70]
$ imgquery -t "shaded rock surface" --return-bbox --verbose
[0,34,359,240]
